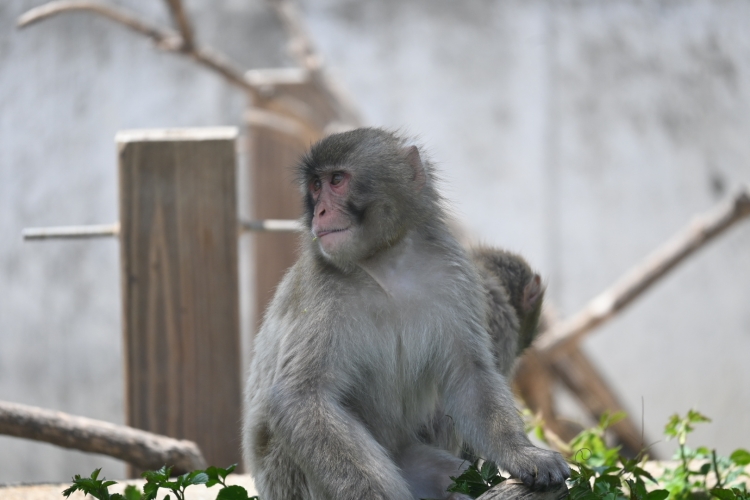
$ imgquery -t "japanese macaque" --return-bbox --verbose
[471,248,546,378]
[243,128,569,500]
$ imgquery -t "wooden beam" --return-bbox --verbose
[117,128,242,474]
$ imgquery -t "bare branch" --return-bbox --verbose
[17,1,258,97]
[267,0,320,72]
[0,400,206,474]
[18,1,176,44]
[476,480,568,500]
[537,185,750,355]
[163,0,194,50]
[267,0,361,125]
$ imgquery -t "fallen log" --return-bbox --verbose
[0,400,206,474]
[476,480,569,500]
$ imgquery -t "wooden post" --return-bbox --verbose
[117,128,242,474]
[247,80,344,330]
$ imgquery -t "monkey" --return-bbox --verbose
[421,248,547,460]
[470,247,546,378]
[243,128,570,500]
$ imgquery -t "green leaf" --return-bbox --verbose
[162,480,180,492]
[730,449,750,466]
[687,409,711,424]
[632,467,658,483]
[185,471,209,485]
[600,411,627,429]
[645,490,669,500]
[699,463,712,475]
[62,484,81,498]
[479,460,499,482]
[142,481,160,500]
[712,487,738,500]
[221,464,238,478]
[216,485,251,500]
[123,485,143,500]
[446,459,503,497]
[142,466,171,483]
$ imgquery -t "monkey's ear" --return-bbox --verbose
[404,145,426,191]
[522,275,544,313]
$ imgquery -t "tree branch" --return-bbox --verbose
[266,0,361,126]
[163,0,194,50]
[18,1,177,45]
[537,185,750,356]
[476,480,568,500]
[17,1,258,98]
[0,400,206,474]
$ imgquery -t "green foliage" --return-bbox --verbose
[63,464,258,500]
[566,410,749,500]
[65,411,749,500]
[443,459,507,498]
[63,469,122,500]
[567,411,668,500]
[659,411,749,500]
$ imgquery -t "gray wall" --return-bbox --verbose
[1,0,748,484]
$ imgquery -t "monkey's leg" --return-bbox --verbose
[397,443,472,500]
[253,440,309,500]
[269,391,414,500]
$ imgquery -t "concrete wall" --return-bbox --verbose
[1,0,748,483]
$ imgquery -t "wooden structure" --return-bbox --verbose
[117,128,242,472]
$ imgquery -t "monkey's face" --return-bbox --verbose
[309,170,357,259]
[298,128,432,269]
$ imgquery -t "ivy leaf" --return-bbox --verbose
[645,489,669,500]
[216,485,251,500]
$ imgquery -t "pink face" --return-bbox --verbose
[310,171,353,255]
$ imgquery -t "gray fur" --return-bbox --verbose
[243,129,569,500]
[471,247,546,378]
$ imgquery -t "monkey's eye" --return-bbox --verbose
[311,178,322,192]
[330,172,344,186]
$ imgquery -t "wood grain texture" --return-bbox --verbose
[118,128,241,474]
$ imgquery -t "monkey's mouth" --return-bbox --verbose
[316,227,350,239]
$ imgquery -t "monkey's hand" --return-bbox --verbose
[502,444,570,490]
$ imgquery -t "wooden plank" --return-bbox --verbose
[117,128,242,474]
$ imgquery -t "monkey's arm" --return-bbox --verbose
[443,353,569,490]
[267,380,413,500]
